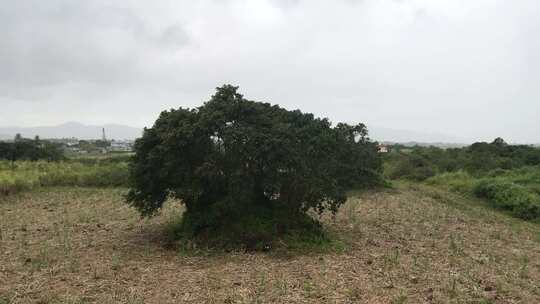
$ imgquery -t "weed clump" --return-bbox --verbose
[473,180,540,220]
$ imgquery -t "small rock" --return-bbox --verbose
[410,276,419,284]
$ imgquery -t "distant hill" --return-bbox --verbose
[0,122,472,144]
[368,126,469,145]
[379,141,468,149]
[0,122,142,140]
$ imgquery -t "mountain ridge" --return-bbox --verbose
[0,122,142,140]
[0,122,474,144]
[368,126,471,145]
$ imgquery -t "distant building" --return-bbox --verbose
[377,144,389,153]
[109,140,133,152]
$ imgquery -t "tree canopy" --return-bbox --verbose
[126,85,382,245]
[0,136,64,162]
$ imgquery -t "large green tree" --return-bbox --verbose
[126,85,382,244]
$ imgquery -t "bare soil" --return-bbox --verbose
[0,186,538,303]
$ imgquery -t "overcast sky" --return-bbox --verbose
[1,0,539,143]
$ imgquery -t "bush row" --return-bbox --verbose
[473,180,540,221]
[384,139,540,181]
[425,167,540,221]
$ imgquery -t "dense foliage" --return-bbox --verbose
[384,138,540,181]
[385,140,540,221]
[426,166,540,221]
[0,136,64,162]
[473,178,539,220]
[127,85,382,245]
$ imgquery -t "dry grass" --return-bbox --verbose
[0,186,539,303]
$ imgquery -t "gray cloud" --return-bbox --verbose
[0,0,538,143]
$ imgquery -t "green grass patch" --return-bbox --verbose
[0,160,128,196]
[424,166,540,221]
[473,180,540,221]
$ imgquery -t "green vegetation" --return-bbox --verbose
[127,85,383,248]
[0,135,64,162]
[0,160,128,195]
[384,137,540,180]
[425,167,540,221]
[474,179,539,220]
[385,139,540,221]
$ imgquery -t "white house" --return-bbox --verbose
[377,144,389,153]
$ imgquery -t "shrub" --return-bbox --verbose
[426,171,475,193]
[487,168,509,177]
[385,153,436,181]
[0,173,38,195]
[473,180,540,221]
[126,85,382,247]
[385,140,540,178]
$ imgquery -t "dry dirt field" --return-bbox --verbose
[0,186,539,304]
